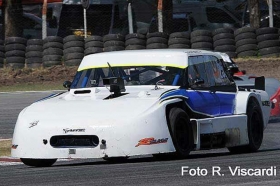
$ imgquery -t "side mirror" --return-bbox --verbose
[63,81,72,90]
[194,78,204,85]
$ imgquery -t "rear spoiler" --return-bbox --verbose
[255,76,265,91]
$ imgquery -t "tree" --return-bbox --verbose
[4,0,23,37]
[248,0,260,28]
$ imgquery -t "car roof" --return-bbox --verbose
[78,49,222,71]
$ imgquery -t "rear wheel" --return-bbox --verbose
[21,158,57,167]
[169,108,194,158]
[228,99,263,153]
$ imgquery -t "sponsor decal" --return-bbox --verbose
[262,101,270,107]
[11,144,18,149]
[29,120,39,128]
[135,137,168,147]
[63,128,85,134]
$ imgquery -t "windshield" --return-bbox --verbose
[71,66,184,89]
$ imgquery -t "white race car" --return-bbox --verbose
[12,49,271,167]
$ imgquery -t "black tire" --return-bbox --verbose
[261,53,280,58]
[236,39,257,48]
[27,39,43,46]
[147,32,169,39]
[228,98,263,153]
[5,44,26,52]
[26,45,43,52]
[213,39,235,48]
[43,48,63,56]
[26,51,43,58]
[259,46,280,56]
[43,36,63,44]
[125,38,146,46]
[6,63,25,69]
[0,40,4,45]
[104,46,125,52]
[237,50,257,57]
[26,63,42,68]
[212,28,234,36]
[5,37,27,45]
[214,45,236,52]
[169,108,193,158]
[104,40,125,47]
[63,41,84,49]
[225,52,237,58]
[236,44,257,54]
[235,33,256,42]
[6,57,25,64]
[103,34,124,42]
[192,42,213,49]
[147,37,168,45]
[258,40,280,49]
[64,59,82,66]
[63,35,84,43]
[26,57,42,64]
[168,44,190,49]
[21,158,57,167]
[146,43,168,49]
[256,27,278,36]
[191,36,212,43]
[125,45,146,50]
[169,32,190,39]
[234,27,255,37]
[84,35,103,43]
[0,51,4,58]
[64,53,84,60]
[85,41,103,48]
[43,55,62,62]
[6,50,25,57]
[168,38,190,45]
[191,30,212,37]
[84,47,103,55]
[125,33,146,40]
[257,34,279,43]
[43,42,63,50]
[213,33,234,42]
[0,45,4,52]
[63,47,84,54]
[43,61,62,67]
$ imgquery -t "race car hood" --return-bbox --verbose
[19,86,178,126]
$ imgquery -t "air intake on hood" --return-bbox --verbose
[74,90,91,94]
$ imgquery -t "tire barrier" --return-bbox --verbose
[146,32,168,49]
[63,35,84,66]
[103,34,125,52]
[84,35,103,56]
[168,32,190,49]
[0,40,4,68]
[43,36,63,67]
[25,39,43,68]
[257,27,280,57]
[213,28,236,58]
[5,37,27,69]
[125,33,146,50]
[191,30,213,50]
[234,27,257,58]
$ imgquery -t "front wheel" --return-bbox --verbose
[228,99,263,153]
[21,158,57,167]
[169,107,194,158]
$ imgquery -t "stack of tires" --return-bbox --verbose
[43,36,63,67]
[256,27,280,57]
[5,37,27,69]
[25,39,43,68]
[168,32,190,49]
[234,27,257,58]
[0,40,4,68]
[213,28,236,58]
[191,30,213,50]
[146,32,168,49]
[63,35,84,66]
[103,34,125,52]
[125,33,146,50]
[84,36,103,56]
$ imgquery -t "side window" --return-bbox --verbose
[210,56,231,86]
[188,56,209,88]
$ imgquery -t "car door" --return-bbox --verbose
[185,55,220,117]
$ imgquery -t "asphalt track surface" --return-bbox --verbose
[1,92,280,186]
